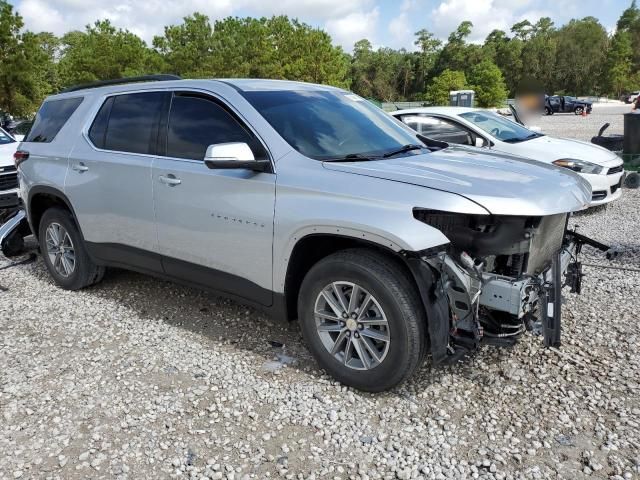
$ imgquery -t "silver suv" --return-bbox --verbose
[8,76,594,391]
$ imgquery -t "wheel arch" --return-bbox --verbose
[27,186,81,240]
[280,231,447,322]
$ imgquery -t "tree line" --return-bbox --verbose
[2,0,640,117]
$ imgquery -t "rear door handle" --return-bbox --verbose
[72,162,89,173]
[159,174,181,186]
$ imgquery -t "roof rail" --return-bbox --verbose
[59,74,182,94]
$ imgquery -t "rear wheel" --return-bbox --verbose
[38,207,104,290]
[575,106,584,115]
[298,249,426,392]
[544,107,552,115]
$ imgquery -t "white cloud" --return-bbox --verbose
[430,0,550,43]
[325,7,380,51]
[15,0,371,45]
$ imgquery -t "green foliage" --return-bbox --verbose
[553,17,608,95]
[425,70,467,106]
[2,3,640,116]
[468,60,508,107]
[154,14,350,88]
[58,20,162,87]
[0,1,56,116]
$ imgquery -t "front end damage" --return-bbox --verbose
[408,209,615,364]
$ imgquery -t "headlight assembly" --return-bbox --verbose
[552,158,603,174]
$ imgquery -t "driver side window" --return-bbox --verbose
[400,115,474,146]
[166,93,267,161]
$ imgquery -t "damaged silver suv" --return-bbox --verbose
[5,76,599,391]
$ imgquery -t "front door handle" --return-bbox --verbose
[159,174,181,186]
[72,162,89,173]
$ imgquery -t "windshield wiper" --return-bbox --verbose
[382,144,425,158]
[323,153,379,162]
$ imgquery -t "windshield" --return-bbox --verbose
[0,128,15,145]
[241,90,420,160]
[460,110,541,143]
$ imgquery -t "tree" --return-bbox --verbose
[425,69,467,105]
[58,20,161,87]
[434,21,488,76]
[618,0,640,31]
[468,60,508,107]
[553,17,608,95]
[0,0,57,116]
[483,29,523,95]
[413,29,441,93]
[154,14,350,87]
[606,30,634,96]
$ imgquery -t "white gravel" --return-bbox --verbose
[533,104,630,143]
[1,144,639,479]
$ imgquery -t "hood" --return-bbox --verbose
[520,135,621,167]
[0,142,17,168]
[323,146,591,216]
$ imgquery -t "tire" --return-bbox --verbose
[544,107,552,116]
[38,207,105,290]
[575,106,584,115]
[298,248,426,392]
[625,172,640,189]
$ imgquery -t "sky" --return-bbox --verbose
[8,0,632,51]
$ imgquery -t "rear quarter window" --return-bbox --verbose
[25,97,84,143]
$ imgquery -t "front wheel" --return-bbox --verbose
[544,106,552,115]
[298,249,426,392]
[575,106,584,115]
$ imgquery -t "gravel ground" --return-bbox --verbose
[1,146,640,479]
[531,104,629,142]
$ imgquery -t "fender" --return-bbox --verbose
[26,185,83,239]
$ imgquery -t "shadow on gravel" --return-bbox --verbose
[15,252,520,394]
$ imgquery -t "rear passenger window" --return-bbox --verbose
[25,97,83,143]
[167,94,266,160]
[88,97,114,149]
[98,92,166,155]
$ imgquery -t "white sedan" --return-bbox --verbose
[0,127,19,210]
[391,107,625,206]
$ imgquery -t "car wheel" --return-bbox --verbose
[575,106,584,115]
[298,248,426,392]
[544,107,552,115]
[38,207,105,290]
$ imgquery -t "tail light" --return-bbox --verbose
[14,150,29,168]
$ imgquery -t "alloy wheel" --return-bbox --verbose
[45,222,76,278]
[314,281,390,370]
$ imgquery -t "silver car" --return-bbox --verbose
[5,76,595,391]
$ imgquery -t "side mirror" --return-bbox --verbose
[474,137,487,148]
[204,142,270,172]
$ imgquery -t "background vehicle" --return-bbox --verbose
[9,77,593,391]
[545,95,592,115]
[7,120,33,142]
[0,127,19,210]
[391,107,624,206]
[624,91,640,104]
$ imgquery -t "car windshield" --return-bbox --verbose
[0,128,15,145]
[459,110,542,143]
[241,90,422,160]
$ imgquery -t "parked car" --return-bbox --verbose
[391,107,624,206]
[7,120,33,142]
[544,95,592,115]
[624,91,640,104]
[0,127,19,210]
[5,76,596,391]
